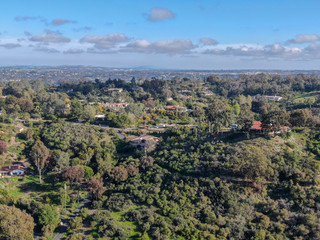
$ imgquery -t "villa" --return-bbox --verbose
[0,165,25,178]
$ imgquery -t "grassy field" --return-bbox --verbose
[0,175,65,202]
[108,205,141,239]
[292,91,320,104]
[90,204,142,239]
[0,176,25,200]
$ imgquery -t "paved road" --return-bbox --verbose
[52,194,91,240]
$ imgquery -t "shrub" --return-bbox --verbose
[68,216,83,230]
[286,142,296,149]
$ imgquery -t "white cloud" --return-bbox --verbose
[33,47,60,53]
[0,43,21,49]
[7,28,320,63]
[125,39,152,50]
[80,33,129,49]
[303,44,320,58]
[86,48,117,54]
[15,16,48,24]
[30,29,71,43]
[63,48,84,54]
[147,8,175,22]
[52,19,77,26]
[287,34,320,44]
[200,38,218,46]
[122,39,197,54]
[204,43,302,59]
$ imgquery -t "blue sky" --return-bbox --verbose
[1,0,320,69]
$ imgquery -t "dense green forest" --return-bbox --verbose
[0,73,320,239]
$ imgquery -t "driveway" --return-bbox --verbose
[52,194,91,240]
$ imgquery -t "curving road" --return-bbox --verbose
[52,194,91,240]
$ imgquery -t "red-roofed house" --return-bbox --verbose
[250,121,290,133]
[0,165,25,177]
[250,121,262,131]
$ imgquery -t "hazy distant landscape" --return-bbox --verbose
[1,66,319,83]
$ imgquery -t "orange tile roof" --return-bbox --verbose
[1,165,25,172]
[250,121,262,130]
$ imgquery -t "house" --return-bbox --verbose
[177,94,192,100]
[250,121,290,133]
[95,114,105,119]
[99,102,129,110]
[107,88,123,93]
[0,165,25,177]
[165,105,187,111]
[203,91,214,96]
[155,123,176,128]
[274,126,291,134]
[250,121,263,132]
[128,135,160,152]
[177,90,192,94]
[49,87,58,92]
[264,96,283,101]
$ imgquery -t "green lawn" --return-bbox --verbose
[292,91,320,104]
[108,205,141,238]
[0,175,65,202]
[0,177,25,198]
[90,205,142,239]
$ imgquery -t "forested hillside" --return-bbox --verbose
[0,73,320,239]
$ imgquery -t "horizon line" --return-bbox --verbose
[0,64,319,72]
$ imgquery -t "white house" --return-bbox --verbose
[0,165,25,177]
[128,135,160,152]
[264,96,283,101]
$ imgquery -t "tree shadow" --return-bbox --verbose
[18,176,62,194]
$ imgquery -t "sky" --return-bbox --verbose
[1,0,320,69]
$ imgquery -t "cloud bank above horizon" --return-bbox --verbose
[1,0,320,69]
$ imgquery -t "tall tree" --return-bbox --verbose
[62,166,84,187]
[18,98,34,112]
[289,109,312,127]
[82,104,96,122]
[88,177,105,200]
[140,156,154,170]
[262,108,289,133]
[37,204,60,237]
[70,99,83,121]
[192,105,206,125]
[62,166,85,202]
[206,99,232,133]
[0,204,35,240]
[225,144,273,184]
[51,150,70,173]
[109,165,128,182]
[237,105,254,131]
[30,140,49,183]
